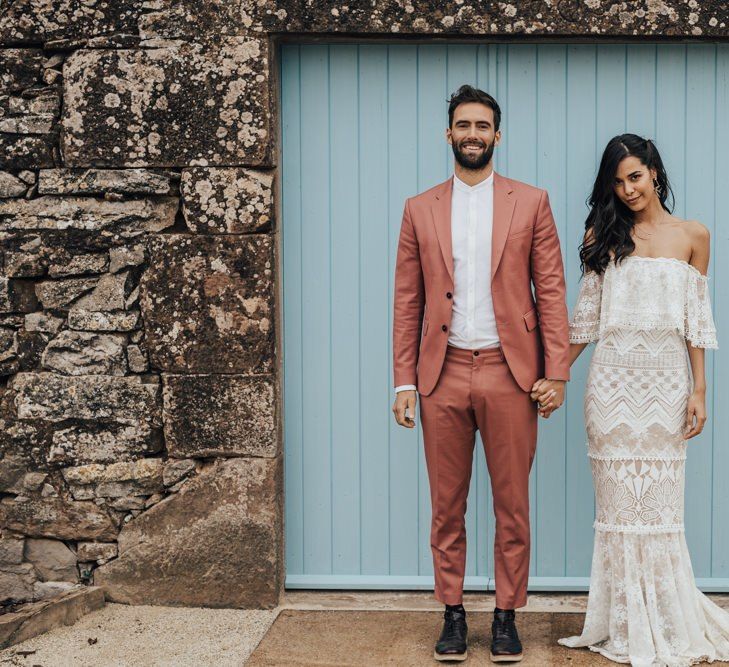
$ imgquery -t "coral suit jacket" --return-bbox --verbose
[392,172,571,396]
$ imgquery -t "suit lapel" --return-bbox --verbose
[431,176,454,283]
[491,172,516,279]
[430,171,516,283]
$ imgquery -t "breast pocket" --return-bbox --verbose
[507,226,533,240]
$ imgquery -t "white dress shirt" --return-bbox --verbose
[395,172,500,393]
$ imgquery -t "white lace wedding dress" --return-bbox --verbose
[558,255,728,667]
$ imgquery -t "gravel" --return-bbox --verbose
[0,602,278,667]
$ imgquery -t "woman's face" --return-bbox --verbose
[613,155,658,213]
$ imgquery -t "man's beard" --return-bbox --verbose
[451,138,495,170]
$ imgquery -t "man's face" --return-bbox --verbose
[446,102,501,170]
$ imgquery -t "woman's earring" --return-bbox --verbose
[653,178,663,198]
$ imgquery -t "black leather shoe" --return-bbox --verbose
[490,608,523,662]
[433,607,468,662]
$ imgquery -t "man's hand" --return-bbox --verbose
[530,378,566,418]
[393,390,417,428]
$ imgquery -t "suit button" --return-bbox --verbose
[446,292,452,299]
[441,324,447,332]
[473,351,479,356]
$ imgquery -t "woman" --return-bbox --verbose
[534,134,728,666]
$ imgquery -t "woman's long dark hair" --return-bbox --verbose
[580,134,675,275]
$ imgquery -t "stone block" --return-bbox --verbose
[140,234,273,373]
[33,580,80,600]
[47,252,109,277]
[0,172,28,198]
[76,542,117,563]
[24,312,64,334]
[10,372,162,428]
[41,330,127,376]
[181,167,273,233]
[68,271,131,313]
[94,456,282,608]
[62,459,164,498]
[0,278,38,313]
[0,586,105,650]
[0,539,24,566]
[62,459,162,485]
[0,135,55,170]
[163,374,275,457]
[38,168,172,195]
[48,422,162,465]
[67,310,141,332]
[0,563,36,603]
[297,1,729,37]
[24,538,77,582]
[0,196,177,236]
[62,38,271,167]
[0,496,117,541]
[34,276,98,309]
[0,0,140,44]
[139,0,299,39]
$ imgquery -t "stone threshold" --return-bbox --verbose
[282,590,589,613]
[0,586,105,650]
[282,589,729,614]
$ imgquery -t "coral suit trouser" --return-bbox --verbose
[418,343,538,609]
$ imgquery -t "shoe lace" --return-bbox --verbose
[442,611,465,640]
[493,611,518,640]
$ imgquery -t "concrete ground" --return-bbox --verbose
[1,591,728,666]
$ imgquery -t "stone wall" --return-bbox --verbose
[0,1,726,612]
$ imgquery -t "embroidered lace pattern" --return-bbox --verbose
[568,256,718,349]
[559,257,728,666]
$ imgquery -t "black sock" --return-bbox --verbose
[494,606,514,613]
[446,603,465,614]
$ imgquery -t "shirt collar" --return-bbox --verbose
[452,171,494,194]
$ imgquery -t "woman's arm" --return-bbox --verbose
[685,220,711,440]
[569,342,589,367]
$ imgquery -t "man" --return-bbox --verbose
[391,84,570,663]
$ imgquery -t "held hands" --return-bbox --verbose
[684,389,707,440]
[393,390,417,428]
[530,379,566,418]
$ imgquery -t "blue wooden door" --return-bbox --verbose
[280,43,729,591]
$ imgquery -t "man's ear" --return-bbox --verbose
[445,128,452,145]
[494,129,502,146]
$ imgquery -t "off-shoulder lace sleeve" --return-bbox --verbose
[685,269,718,349]
[569,269,603,344]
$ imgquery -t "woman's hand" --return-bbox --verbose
[684,389,707,440]
[530,378,565,418]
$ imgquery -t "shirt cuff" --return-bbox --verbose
[395,384,417,393]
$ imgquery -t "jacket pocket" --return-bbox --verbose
[523,307,538,332]
[507,226,532,240]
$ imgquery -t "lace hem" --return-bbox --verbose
[685,330,719,349]
[569,333,600,344]
[559,529,729,667]
[588,452,687,462]
[558,638,721,667]
[593,520,684,534]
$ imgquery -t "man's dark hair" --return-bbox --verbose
[447,85,501,131]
